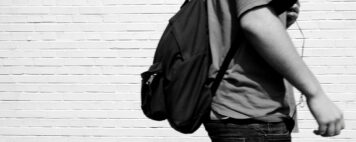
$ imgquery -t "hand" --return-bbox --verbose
[286,1,300,28]
[306,94,345,137]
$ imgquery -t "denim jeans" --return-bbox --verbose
[203,119,292,142]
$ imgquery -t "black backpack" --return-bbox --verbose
[140,0,297,134]
[140,0,238,133]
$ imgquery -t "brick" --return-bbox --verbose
[114,14,172,23]
[43,0,56,6]
[0,32,12,41]
[0,16,27,23]
[102,5,180,14]
[317,75,356,84]
[27,0,42,6]
[0,7,51,15]
[50,7,79,15]
[0,0,11,5]
[303,48,356,57]
[12,0,28,6]
[87,0,102,6]
[56,0,87,6]
[303,57,356,66]
[54,15,73,23]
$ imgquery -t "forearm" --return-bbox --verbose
[240,7,324,98]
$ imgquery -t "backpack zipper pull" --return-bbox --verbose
[146,73,157,85]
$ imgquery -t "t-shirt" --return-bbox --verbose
[207,0,298,127]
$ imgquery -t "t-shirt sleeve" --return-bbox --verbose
[234,0,297,19]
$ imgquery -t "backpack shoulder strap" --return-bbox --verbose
[211,43,239,95]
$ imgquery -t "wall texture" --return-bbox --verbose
[0,0,355,141]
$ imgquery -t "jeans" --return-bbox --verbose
[203,119,292,142]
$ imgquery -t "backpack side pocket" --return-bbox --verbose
[141,62,166,121]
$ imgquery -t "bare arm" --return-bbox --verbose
[239,6,344,137]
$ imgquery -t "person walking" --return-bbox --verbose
[203,0,345,141]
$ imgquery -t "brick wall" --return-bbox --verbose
[0,0,355,141]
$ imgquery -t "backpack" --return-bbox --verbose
[140,0,238,133]
[140,0,297,134]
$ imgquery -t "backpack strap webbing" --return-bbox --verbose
[210,43,239,96]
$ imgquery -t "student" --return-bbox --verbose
[204,0,345,141]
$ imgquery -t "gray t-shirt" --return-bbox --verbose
[207,0,298,126]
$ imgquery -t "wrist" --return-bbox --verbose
[304,87,326,100]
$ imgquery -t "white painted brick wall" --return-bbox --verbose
[0,0,355,141]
